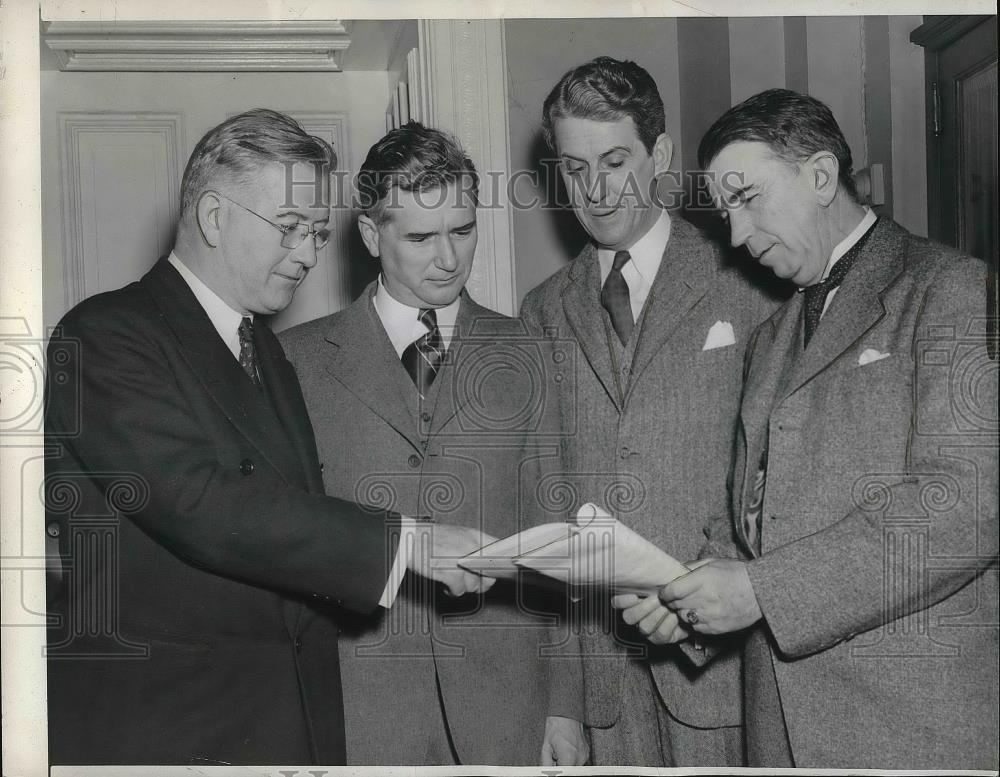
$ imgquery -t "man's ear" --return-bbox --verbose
[196,191,223,248]
[652,133,674,177]
[809,151,840,207]
[357,214,381,258]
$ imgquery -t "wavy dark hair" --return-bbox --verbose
[542,56,665,153]
[698,88,858,200]
[356,121,478,224]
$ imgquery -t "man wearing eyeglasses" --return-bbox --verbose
[45,109,493,767]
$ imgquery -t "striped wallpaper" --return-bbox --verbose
[505,16,927,305]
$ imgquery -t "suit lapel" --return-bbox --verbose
[142,259,302,485]
[323,286,422,452]
[424,293,493,436]
[781,219,905,400]
[256,326,323,492]
[627,219,710,393]
[562,244,625,410]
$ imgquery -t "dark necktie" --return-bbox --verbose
[601,249,634,346]
[402,308,445,397]
[803,219,877,347]
[237,317,262,388]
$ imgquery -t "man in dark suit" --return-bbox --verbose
[519,57,783,766]
[45,109,491,766]
[280,122,588,767]
[652,89,998,769]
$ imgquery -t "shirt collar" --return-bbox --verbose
[597,207,672,284]
[167,252,246,359]
[373,275,461,358]
[819,207,877,283]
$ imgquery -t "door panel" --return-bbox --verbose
[59,113,183,307]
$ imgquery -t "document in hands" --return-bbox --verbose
[459,503,688,596]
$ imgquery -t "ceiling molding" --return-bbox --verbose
[43,21,352,72]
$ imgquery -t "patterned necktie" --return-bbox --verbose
[401,308,445,397]
[237,317,262,388]
[601,249,634,346]
[803,219,877,347]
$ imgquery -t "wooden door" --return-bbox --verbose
[913,15,998,357]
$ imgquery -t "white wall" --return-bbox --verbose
[41,70,391,329]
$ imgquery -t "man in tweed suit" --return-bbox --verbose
[280,123,587,767]
[652,89,999,769]
[519,57,784,766]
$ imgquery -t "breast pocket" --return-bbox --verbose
[827,353,914,449]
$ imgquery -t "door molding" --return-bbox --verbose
[419,20,517,316]
[59,112,184,309]
[910,15,993,51]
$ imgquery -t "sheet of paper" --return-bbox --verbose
[513,503,689,595]
[458,521,575,578]
[459,503,689,597]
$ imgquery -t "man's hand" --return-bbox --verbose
[659,558,762,635]
[540,715,589,766]
[406,522,497,597]
[611,593,691,644]
[609,559,714,644]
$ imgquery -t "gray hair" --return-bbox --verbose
[179,108,335,218]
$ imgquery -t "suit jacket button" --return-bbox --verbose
[407,454,422,469]
[294,638,302,653]
[46,522,60,538]
[319,462,325,473]
[620,446,630,458]
[420,411,431,423]
[240,459,254,476]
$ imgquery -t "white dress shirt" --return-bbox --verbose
[597,207,672,322]
[168,252,408,609]
[168,252,247,356]
[803,207,877,318]
[372,274,461,356]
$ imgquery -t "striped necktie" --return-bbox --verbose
[401,307,445,397]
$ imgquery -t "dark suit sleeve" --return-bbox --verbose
[746,258,998,659]
[47,307,395,614]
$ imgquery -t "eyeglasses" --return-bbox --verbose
[218,194,331,250]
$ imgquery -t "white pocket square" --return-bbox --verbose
[858,348,891,366]
[702,320,736,351]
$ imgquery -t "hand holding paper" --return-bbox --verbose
[611,593,689,644]
[610,559,714,644]
[407,522,498,597]
[460,503,688,596]
[514,503,689,595]
[658,558,762,634]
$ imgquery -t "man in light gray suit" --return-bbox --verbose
[519,57,784,766]
[280,122,587,767]
[650,89,998,769]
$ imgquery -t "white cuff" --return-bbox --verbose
[378,516,418,608]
